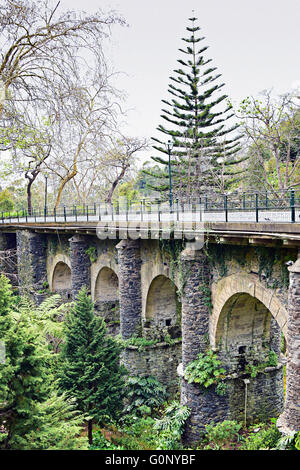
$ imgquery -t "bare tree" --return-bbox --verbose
[0,0,125,117]
[237,90,300,195]
[0,0,126,209]
[43,60,123,208]
[100,137,149,203]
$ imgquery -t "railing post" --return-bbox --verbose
[64,205,66,222]
[290,189,295,223]
[242,192,246,210]
[54,207,56,222]
[199,197,202,222]
[177,198,179,222]
[255,193,259,222]
[158,199,161,222]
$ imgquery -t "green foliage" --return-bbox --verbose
[0,275,87,450]
[240,420,281,450]
[89,431,125,450]
[184,349,226,393]
[58,286,127,441]
[124,376,167,417]
[295,432,300,450]
[149,17,243,197]
[108,416,158,450]
[154,401,191,450]
[275,431,298,450]
[204,420,242,450]
[14,392,87,450]
[245,349,278,378]
[198,284,213,314]
[0,189,14,212]
[119,334,158,351]
[85,246,98,263]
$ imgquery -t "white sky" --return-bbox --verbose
[62,0,300,163]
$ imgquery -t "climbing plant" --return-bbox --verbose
[184,349,227,396]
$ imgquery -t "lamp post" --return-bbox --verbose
[44,175,48,216]
[165,140,173,209]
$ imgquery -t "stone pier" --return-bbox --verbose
[116,239,142,339]
[69,235,91,298]
[180,248,214,442]
[16,230,47,298]
[278,252,300,432]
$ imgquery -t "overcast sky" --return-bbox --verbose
[63,0,300,163]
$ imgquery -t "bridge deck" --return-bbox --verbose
[1,219,300,247]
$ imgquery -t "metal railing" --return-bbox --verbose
[0,189,299,224]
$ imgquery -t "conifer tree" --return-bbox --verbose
[0,274,86,449]
[58,286,127,445]
[146,16,246,198]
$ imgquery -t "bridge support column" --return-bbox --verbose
[116,239,142,339]
[69,235,91,299]
[0,232,17,284]
[180,248,219,443]
[279,252,300,433]
[16,230,47,299]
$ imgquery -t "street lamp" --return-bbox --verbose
[44,175,48,216]
[165,140,174,208]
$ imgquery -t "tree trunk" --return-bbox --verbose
[55,170,77,209]
[87,419,93,445]
[105,167,126,204]
[26,177,35,215]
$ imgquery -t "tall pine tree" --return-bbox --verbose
[58,286,127,445]
[146,16,246,198]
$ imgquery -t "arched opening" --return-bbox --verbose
[145,275,181,340]
[215,293,283,370]
[95,267,118,302]
[215,292,284,423]
[52,261,72,301]
[94,267,119,334]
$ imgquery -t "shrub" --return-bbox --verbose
[204,420,242,449]
[124,376,167,417]
[89,431,125,450]
[184,349,226,394]
[241,420,281,450]
[154,401,190,450]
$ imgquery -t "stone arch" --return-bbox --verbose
[48,254,71,291]
[51,259,72,301]
[93,265,119,335]
[90,252,118,302]
[145,275,181,336]
[210,273,288,349]
[94,266,119,302]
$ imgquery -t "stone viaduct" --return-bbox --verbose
[0,219,299,443]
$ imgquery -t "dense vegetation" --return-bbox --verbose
[0,274,299,451]
[0,0,299,453]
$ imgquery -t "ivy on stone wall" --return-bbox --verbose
[184,349,227,396]
[159,238,186,297]
[85,246,98,263]
[205,244,228,278]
